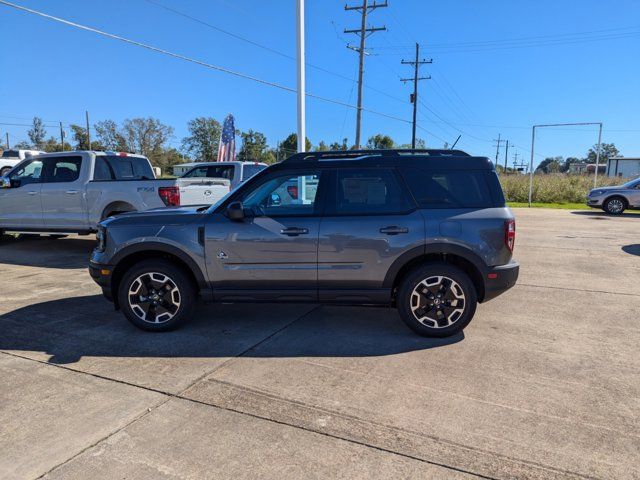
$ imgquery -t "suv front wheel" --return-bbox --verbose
[118,259,196,331]
[397,263,477,338]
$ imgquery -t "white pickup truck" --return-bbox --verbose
[181,161,267,189]
[1,149,46,176]
[0,151,230,235]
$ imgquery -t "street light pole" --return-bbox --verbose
[296,0,306,153]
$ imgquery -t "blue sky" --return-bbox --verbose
[1,0,639,167]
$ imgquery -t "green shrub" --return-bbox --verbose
[499,174,624,203]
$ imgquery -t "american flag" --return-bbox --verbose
[217,114,236,162]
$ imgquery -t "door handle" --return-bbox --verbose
[65,190,79,195]
[380,226,409,235]
[280,227,309,236]
[27,191,38,195]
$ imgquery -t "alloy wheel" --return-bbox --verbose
[607,198,624,214]
[128,272,181,324]
[410,276,466,328]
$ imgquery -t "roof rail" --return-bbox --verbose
[281,148,470,163]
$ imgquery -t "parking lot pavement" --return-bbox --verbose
[1,208,639,479]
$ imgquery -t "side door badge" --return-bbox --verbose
[217,251,228,260]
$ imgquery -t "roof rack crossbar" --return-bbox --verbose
[281,148,470,163]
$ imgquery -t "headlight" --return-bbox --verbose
[95,225,106,252]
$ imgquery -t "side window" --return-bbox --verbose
[241,164,266,181]
[241,171,321,216]
[400,169,493,209]
[94,157,115,181]
[42,156,82,184]
[207,166,235,179]
[329,168,412,215]
[184,167,208,178]
[131,157,154,179]
[8,159,44,186]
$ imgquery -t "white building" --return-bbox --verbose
[172,162,200,176]
[607,157,640,178]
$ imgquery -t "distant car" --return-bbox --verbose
[1,149,46,176]
[586,177,640,214]
[181,161,267,189]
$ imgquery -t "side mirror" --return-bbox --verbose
[1,177,11,189]
[226,201,245,220]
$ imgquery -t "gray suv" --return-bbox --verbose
[586,177,640,214]
[90,149,519,338]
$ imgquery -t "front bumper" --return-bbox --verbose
[482,261,519,302]
[89,261,114,301]
[586,196,603,207]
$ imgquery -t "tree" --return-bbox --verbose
[237,129,269,162]
[181,117,221,162]
[154,147,188,174]
[42,136,72,152]
[315,141,329,152]
[329,138,349,150]
[277,133,311,161]
[27,117,47,149]
[121,117,173,161]
[366,134,394,150]
[536,156,563,173]
[95,119,127,151]
[587,143,620,164]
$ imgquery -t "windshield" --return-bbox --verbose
[621,177,640,188]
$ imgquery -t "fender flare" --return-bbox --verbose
[110,241,208,288]
[382,243,487,288]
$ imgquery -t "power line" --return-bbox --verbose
[344,0,388,148]
[0,1,412,126]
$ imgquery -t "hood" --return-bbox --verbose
[102,205,208,228]
[589,186,623,193]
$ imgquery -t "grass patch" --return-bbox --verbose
[507,202,591,210]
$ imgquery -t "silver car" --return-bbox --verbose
[587,177,640,214]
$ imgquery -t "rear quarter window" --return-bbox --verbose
[241,164,266,181]
[104,156,154,180]
[400,168,497,209]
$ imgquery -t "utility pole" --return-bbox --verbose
[503,139,509,173]
[5,132,9,149]
[401,43,432,148]
[493,133,503,164]
[344,0,387,149]
[59,122,65,151]
[85,110,91,150]
[296,0,306,153]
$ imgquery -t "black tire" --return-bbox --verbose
[0,167,11,177]
[117,259,196,332]
[397,263,477,338]
[603,196,626,215]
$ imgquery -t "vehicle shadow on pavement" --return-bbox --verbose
[570,210,640,218]
[0,236,96,269]
[0,295,462,364]
[622,244,640,256]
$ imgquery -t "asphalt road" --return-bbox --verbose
[0,208,638,479]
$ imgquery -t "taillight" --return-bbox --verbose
[505,219,516,253]
[159,186,180,206]
[287,185,298,199]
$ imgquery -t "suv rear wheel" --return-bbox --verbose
[397,263,477,338]
[603,196,626,215]
[118,259,196,331]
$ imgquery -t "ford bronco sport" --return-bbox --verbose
[89,149,519,338]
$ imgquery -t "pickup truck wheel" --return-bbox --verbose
[118,259,196,332]
[0,167,11,176]
[397,263,477,338]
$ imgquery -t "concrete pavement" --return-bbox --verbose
[0,208,638,479]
